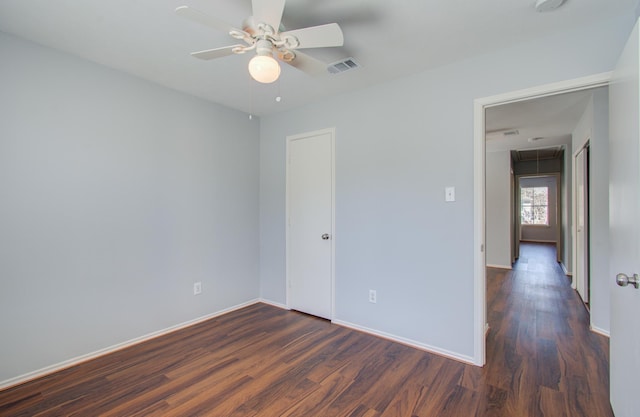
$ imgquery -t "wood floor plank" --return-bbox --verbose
[0,243,614,416]
[410,360,465,416]
[539,385,568,417]
[279,364,360,417]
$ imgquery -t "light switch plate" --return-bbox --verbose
[445,186,455,202]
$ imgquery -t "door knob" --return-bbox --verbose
[321,233,330,240]
[616,273,640,289]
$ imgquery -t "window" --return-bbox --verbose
[521,186,548,225]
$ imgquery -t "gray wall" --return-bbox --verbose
[0,33,260,383]
[486,151,512,268]
[259,13,634,360]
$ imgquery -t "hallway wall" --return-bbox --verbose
[572,88,610,335]
[486,151,512,268]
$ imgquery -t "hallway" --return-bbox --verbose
[485,242,612,416]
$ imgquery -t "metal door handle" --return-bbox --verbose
[616,273,640,289]
[321,233,330,240]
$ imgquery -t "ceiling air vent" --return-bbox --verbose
[327,58,360,74]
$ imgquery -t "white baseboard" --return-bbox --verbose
[590,325,610,338]
[0,299,261,391]
[258,298,290,310]
[560,263,572,276]
[260,304,477,366]
[486,264,512,270]
[331,319,476,366]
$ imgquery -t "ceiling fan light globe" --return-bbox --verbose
[248,55,281,83]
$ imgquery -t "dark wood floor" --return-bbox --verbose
[0,243,612,416]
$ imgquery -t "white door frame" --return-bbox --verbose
[472,72,611,366]
[573,143,591,298]
[285,127,336,320]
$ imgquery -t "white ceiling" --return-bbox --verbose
[0,0,634,116]
[485,88,597,152]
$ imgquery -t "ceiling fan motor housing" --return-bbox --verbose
[255,39,274,56]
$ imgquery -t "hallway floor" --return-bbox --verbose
[485,242,611,416]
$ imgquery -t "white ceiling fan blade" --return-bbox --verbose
[280,23,344,49]
[252,0,285,32]
[191,45,242,60]
[281,51,328,77]
[176,6,241,34]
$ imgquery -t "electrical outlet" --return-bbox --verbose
[369,289,377,304]
[193,282,202,295]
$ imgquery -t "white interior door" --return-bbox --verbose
[286,128,334,319]
[575,146,589,303]
[609,18,640,417]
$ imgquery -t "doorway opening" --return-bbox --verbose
[515,172,562,263]
[473,72,611,365]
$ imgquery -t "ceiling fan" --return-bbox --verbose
[176,0,344,83]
